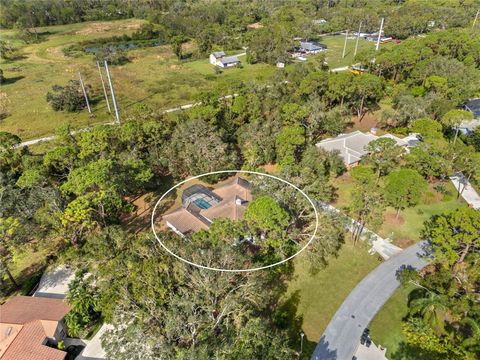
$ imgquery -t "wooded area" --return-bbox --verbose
[1,0,479,359]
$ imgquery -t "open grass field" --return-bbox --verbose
[282,237,381,343]
[0,19,398,141]
[0,19,277,140]
[369,284,415,357]
[314,34,396,68]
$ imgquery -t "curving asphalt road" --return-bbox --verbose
[311,241,429,360]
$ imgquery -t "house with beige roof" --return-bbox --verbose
[163,177,252,237]
[0,296,71,360]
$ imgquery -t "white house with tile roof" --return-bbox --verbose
[316,130,418,168]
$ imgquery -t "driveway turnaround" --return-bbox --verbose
[311,241,429,360]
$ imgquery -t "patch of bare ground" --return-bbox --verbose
[75,20,142,35]
[46,46,68,61]
[394,238,415,249]
[347,112,379,132]
[121,193,156,233]
[384,212,405,226]
[261,163,278,174]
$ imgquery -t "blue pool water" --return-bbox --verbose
[193,198,212,209]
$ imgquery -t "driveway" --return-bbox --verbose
[450,173,480,209]
[311,241,429,360]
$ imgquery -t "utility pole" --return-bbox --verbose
[104,60,121,125]
[97,61,111,113]
[473,9,480,29]
[375,17,384,51]
[354,21,362,57]
[342,29,349,58]
[78,72,91,113]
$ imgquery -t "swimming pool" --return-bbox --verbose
[193,198,213,209]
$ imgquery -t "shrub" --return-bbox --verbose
[422,191,436,204]
[442,194,453,202]
[94,46,129,65]
[46,81,87,112]
[434,182,448,194]
[20,271,43,295]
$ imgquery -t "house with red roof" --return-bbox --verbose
[0,296,71,360]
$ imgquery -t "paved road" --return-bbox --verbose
[311,241,429,360]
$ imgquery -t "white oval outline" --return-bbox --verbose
[151,170,319,272]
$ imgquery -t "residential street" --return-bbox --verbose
[311,241,429,360]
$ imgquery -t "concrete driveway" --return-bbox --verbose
[450,173,480,209]
[311,241,429,360]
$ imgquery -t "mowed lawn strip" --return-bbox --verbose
[369,284,415,356]
[283,238,380,342]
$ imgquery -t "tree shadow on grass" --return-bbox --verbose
[0,263,46,301]
[2,75,25,85]
[274,290,318,359]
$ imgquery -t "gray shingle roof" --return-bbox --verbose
[220,56,239,65]
[212,51,226,58]
[299,41,326,51]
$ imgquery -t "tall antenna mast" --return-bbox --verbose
[104,61,121,125]
[342,29,349,58]
[376,18,384,51]
[97,61,111,113]
[354,21,362,57]
[78,72,91,113]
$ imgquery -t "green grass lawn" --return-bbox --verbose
[332,176,467,246]
[369,284,415,356]
[331,173,355,208]
[313,34,396,69]
[377,181,466,246]
[0,20,277,140]
[282,237,381,343]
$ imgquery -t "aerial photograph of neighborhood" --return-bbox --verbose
[0,0,479,359]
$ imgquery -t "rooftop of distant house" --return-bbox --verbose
[316,130,419,166]
[299,41,326,51]
[219,55,240,65]
[211,51,226,59]
[0,296,70,360]
[163,177,252,236]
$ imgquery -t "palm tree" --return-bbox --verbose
[409,292,449,334]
